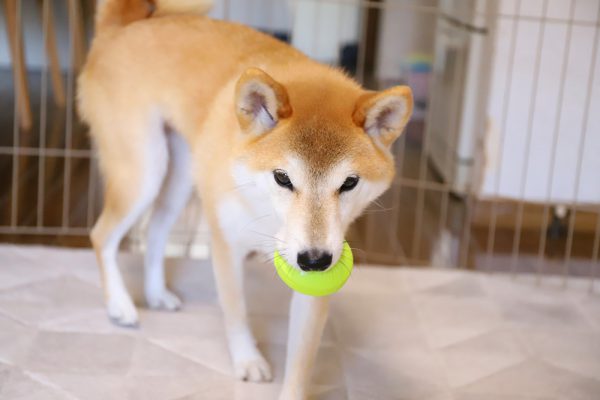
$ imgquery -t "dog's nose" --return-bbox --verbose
[297,250,332,271]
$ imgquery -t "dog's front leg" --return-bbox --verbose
[211,231,272,382]
[280,292,330,400]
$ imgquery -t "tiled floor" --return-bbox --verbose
[0,244,599,400]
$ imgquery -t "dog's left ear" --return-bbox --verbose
[235,68,292,135]
[352,86,413,148]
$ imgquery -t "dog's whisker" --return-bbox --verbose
[337,258,352,274]
[226,181,256,194]
[370,198,384,208]
[251,241,278,249]
[343,240,367,258]
[238,214,272,234]
[348,247,367,257]
[249,230,287,244]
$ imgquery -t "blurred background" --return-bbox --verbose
[1,0,599,287]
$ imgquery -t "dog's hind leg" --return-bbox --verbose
[90,115,169,326]
[144,132,192,310]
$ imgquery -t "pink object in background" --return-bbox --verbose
[404,55,432,121]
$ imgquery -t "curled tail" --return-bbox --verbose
[96,0,213,33]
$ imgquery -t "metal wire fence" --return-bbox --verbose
[0,0,598,291]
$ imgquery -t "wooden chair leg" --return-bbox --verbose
[40,0,65,107]
[66,0,86,72]
[4,0,33,131]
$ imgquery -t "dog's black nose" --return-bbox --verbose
[297,250,332,271]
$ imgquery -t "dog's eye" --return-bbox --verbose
[273,170,293,191]
[340,175,359,193]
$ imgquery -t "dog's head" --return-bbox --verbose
[235,68,412,271]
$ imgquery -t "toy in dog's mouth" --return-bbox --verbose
[273,241,353,297]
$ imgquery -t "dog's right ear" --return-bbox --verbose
[235,68,292,135]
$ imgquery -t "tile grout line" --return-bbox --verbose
[24,370,81,400]
[145,336,235,378]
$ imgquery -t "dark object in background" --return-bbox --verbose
[547,211,570,240]
[340,43,358,75]
[260,29,291,44]
[258,28,360,79]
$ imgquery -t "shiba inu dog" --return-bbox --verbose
[78,1,412,398]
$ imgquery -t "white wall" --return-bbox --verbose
[208,0,292,32]
[480,0,600,204]
[291,0,360,64]
[375,0,438,82]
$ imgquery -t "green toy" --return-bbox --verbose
[273,241,353,296]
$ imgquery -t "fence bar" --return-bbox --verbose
[485,0,521,273]
[459,196,476,268]
[9,0,24,227]
[355,2,368,85]
[361,2,376,259]
[535,0,576,285]
[562,1,600,287]
[410,138,431,261]
[417,7,444,265]
[410,47,443,261]
[591,210,600,292]
[389,134,408,264]
[37,0,50,229]
[324,0,600,28]
[0,147,94,157]
[86,155,97,228]
[61,0,79,229]
[0,226,89,235]
[437,13,468,266]
[510,0,548,279]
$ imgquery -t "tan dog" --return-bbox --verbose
[78,1,412,398]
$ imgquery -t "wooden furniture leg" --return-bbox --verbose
[40,0,66,107]
[4,0,32,131]
[66,0,86,72]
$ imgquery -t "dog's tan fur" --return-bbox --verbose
[79,1,412,398]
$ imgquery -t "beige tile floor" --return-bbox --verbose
[0,244,599,400]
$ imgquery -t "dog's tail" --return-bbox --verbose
[96,0,213,34]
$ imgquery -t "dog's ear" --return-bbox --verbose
[352,86,413,148]
[235,68,292,135]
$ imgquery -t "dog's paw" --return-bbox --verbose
[234,353,273,382]
[146,289,182,311]
[107,293,139,327]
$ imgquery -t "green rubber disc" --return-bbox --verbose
[273,242,353,297]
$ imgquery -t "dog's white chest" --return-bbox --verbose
[217,167,280,254]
